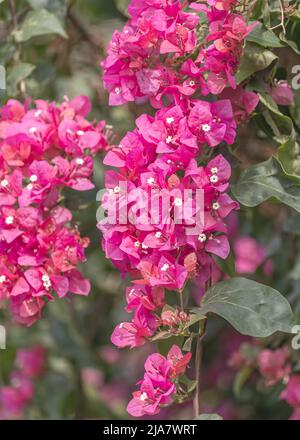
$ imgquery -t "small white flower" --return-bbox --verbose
[42,274,51,290]
[5,216,14,225]
[142,243,148,249]
[147,177,155,185]
[0,275,7,283]
[30,175,38,183]
[155,232,162,239]
[29,127,37,134]
[77,130,84,136]
[1,179,9,188]
[119,323,124,328]
[35,110,42,117]
[166,136,173,144]
[134,241,141,248]
[161,263,170,272]
[27,184,33,191]
[113,186,121,193]
[189,80,195,86]
[174,198,182,207]
[166,117,174,124]
[210,175,219,183]
[118,144,123,149]
[115,87,121,95]
[140,392,148,401]
[212,202,220,210]
[202,124,211,132]
[198,234,207,243]
[211,167,218,174]
[76,158,84,166]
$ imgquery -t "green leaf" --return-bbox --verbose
[182,336,193,352]
[14,9,68,42]
[179,375,197,393]
[277,139,300,182]
[6,63,36,96]
[151,331,174,342]
[235,43,277,84]
[196,414,223,420]
[258,92,295,143]
[231,157,300,213]
[247,23,283,48]
[183,313,206,330]
[280,32,300,55]
[194,277,295,337]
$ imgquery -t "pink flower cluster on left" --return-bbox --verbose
[0,96,111,325]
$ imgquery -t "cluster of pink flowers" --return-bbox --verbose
[102,0,256,107]
[229,340,300,420]
[127,345,191,417]
[0,96,111,325]
[0,345,46,419]
[281,375,300,420]
[100,0,259,416]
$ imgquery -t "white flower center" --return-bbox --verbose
[1,179,9,188]
[202,124,211,132]
[189,80,195,86]
[211,167,218,174]
[42,274,51,290]
[140,392,148,401]
[155,232,162,239]
[147,177,155,185]
[174,198,182,207]
[210,175,219,183]
[76,158,84,166]
[166,136,173,144]
[134,241,141,248]
[113,186,120,193]
[198,234,207,243]
[115,87,121,95]
[5,216,14,225]
[166,117,174,124]
[161,263,170,272]
[0,275,7,283]
[30,175,38,182]
[213,202,220,210]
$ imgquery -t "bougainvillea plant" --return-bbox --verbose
[98,0,300,419]
[1,0,300,421]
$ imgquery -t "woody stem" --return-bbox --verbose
[194,317,207,417]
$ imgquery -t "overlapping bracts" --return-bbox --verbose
[0,96,111,325]
[100,0,259,416]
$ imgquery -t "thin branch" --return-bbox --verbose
[8,0,27,97]
[194,318,207,417]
